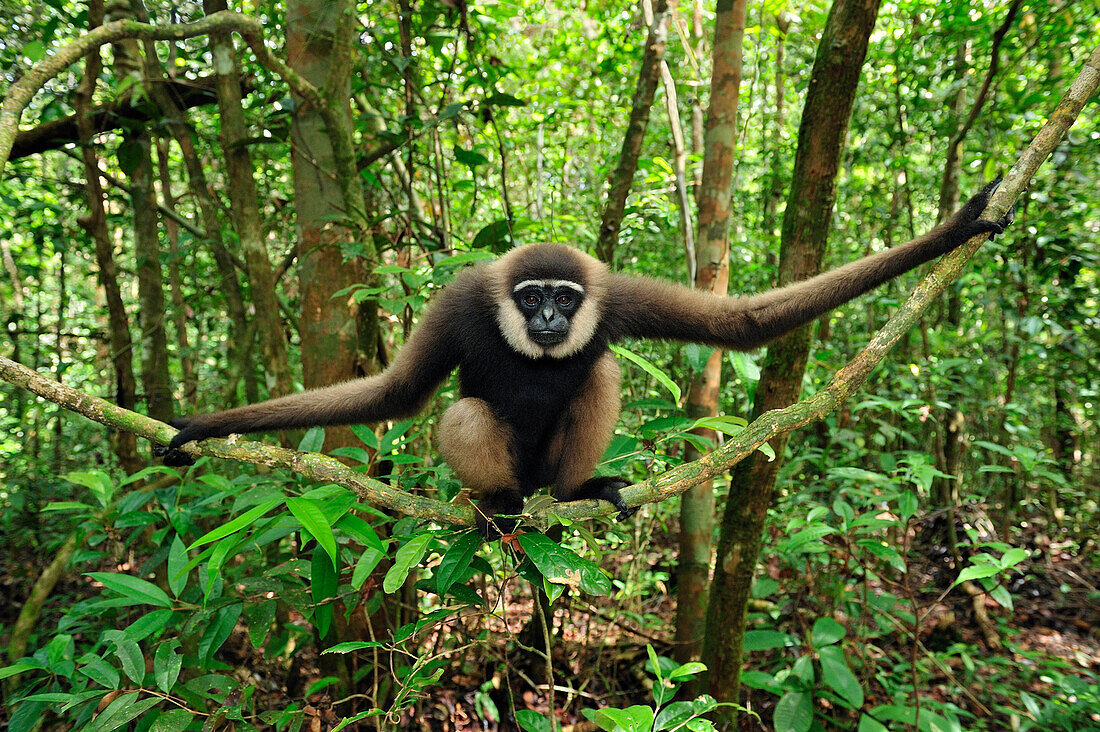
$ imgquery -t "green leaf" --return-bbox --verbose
[111,637,145,685]
[298,426,325,452]
[167,535,188,597]
[42,501,96,513]
[287,496,338,566]
[322,641,384,654]
[611,344,681,403]
[743,630,796,651]
[1000,547,1029,568]
[187,499,282,550]
[516,533,612,597]
[811,617,846,648]
[64,470,115,506]
[953,563,1001,587]
[198,604,242,667]
[311,549,338,639]
[819,645,864,709]
[515,709,553,732]
[857,714,888,732]
[383,533,434,594]
[82,692,161,732]
[668,662,707,680]
[87,572,172,608]
[243,599,277,648]
[124,608,173,641]
[154,642,182,694]
[351,547,385,590]
[897,490,918,521]
[591,705,655,732]
[435,531,481,596]
[149,708,194,732]
[77,656,120,689]
[773,691,812,732]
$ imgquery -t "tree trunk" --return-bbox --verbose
[594,0,670,264]
[286,0,379,449]
[205,0,293,402]
[701,0,880,723]
[673,0,748,664]
[104,0,172,424]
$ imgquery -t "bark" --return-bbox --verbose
[9,77,221,161]
[286,0,380,452]
[674,0,748,664]
[594,0,670,264]
[155,139,198,410]
[104,0,172,425]
[205,0,293,401]
[701,0,881,722]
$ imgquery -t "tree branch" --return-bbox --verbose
[2,47,1095,529]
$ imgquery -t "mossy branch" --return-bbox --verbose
[2,48,1095,528]
[0,10,325,176]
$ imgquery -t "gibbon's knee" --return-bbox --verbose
[438,398,517,492]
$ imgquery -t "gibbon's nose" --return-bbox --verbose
[542,306,556,323]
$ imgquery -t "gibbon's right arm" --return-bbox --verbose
[164,281,464,459]
[604,180,1014,351]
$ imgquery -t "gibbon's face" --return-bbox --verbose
[491,243,606,360]
[512,279,585,347]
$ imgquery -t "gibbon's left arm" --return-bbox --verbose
[603,180,1013,350]
[163,277,468,462]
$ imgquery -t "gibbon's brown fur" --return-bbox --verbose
[165,181,1013,537]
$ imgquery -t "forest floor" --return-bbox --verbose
[1,521,1097,731]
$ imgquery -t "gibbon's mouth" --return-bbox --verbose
[529,329,567,345]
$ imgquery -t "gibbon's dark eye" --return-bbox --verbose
[556,294,574,308]
[523,293,540,308]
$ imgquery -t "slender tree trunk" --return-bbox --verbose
[155,139,198,410]
[205,0,293,401]
[674,0,748,665]
[72,2,140,472]
[701,0,880,723]
[286,0,379,449]
[104,0,171,423]
[595,0,670,264]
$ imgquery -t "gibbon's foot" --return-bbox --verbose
[474,489,525,541]
[564,476,638,522]
[167,416,211,451]
[962,177,1016,240]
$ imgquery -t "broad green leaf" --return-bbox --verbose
[87,572,172,608]
[668,662,707,680]
[111,638,145,685]
[287,496,338,566]
[64,471,115,507]
[516,533,612,597]
[591,705,655,732]
[383,533,434,594]
[819,645,864,709]
[167,535,188,597]
[77,656,120,689]
[351,547,385,590]
[1000,547,1029,568]
[124,609,173,641]
[811,617,846,648]
[154,642,182,694]
[82,692,161,732]
[515,709,553,732]
[857,715,888,732]
[243,599,277,648]
[298,426,325,453]
[311,549,338,639]
[611,344,681,403]
[743,630,796,651]
[198,604,242,667]
[150,709,194,732]
[435,531,481,596]
[187,499,282,550]
[953,563,1001,586]
[773,691,812,732]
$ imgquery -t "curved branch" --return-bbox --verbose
[0,11,325,175]
[1,47,1096,529]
